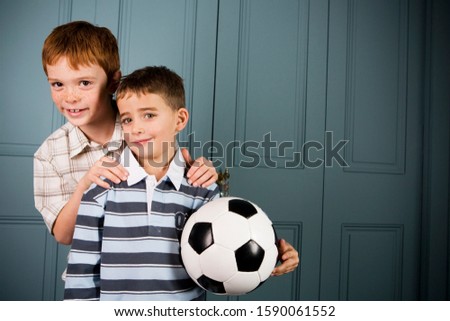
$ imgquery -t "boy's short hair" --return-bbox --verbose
[42,21,120,82]
[116,66,185,110]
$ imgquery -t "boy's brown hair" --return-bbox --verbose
[42,21,120,83]
[116,66,185,111]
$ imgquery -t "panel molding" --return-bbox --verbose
[0,217,56,300]
[0,143,39,157]
[118,0,198,142]
[339,223,404,300]
[343,0,408,174]
[234,0,310,169]
[0,0,71,158]
[272,221,302,300]
[117,0,132,75]
[0,105,65,157]
[180,0,198,140]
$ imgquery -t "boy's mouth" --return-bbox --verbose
[65,108,87,116]
[133,138,153,145]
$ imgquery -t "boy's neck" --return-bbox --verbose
[79,103,116,145]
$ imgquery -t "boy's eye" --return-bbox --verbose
[144,113,155,119]
[51,82,63,88]
[121,118,132,125]
[80,80,91,87]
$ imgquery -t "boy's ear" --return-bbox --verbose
[176,108,189,132]
[108,70,122,94]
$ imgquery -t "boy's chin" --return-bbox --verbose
[128,145,152,158]
[128,144,176,165]
[63,111,91,127]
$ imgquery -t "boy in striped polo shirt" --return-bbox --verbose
[64,66,220,300]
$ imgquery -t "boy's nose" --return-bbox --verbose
[65,88,80,103]
[132,123,144,134]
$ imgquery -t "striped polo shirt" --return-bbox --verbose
[64,147,220,301]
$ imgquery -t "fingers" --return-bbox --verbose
[186,157,218,188]
[181,149,218,188]
[85,171,113,190]
[81,156,129,191]
[98,156,129,180]
[181,148,193,166]
[277,238,289,253]
[272,255,299,276]
[272,257,298,276]
[271,239,299,277]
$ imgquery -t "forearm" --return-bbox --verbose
[52,185,85,245]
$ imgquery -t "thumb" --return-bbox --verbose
[181,148,193,167]
[277,239,287,258]
[278,238,286,248]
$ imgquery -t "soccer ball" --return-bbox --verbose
[180,197,278,295]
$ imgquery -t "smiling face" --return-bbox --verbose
[46,56,117,140]
[117,92,188,168]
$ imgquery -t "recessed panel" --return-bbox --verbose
[344,0,407,173]
[0,156,35,217]
[234,0,309,168]
[119,0,191,74]
[119,0,197,138]
[0,0,60,152]
[340,224,403,300]
[0,221,48,300]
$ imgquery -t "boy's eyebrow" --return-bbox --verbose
[131,106,159,112]
[119,107,158,117]
[47,75,98,82]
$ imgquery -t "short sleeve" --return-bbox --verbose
[33,149,74,233]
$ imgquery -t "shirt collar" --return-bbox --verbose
[68,112,123,158]
[120,147,185,190]
[67,124,90,158]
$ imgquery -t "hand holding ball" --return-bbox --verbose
[180,197,278,295]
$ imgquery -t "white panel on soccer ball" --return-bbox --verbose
[213,213,251,250]
[223,271,261,295]
[199,244,237,282]
[257,244,279,282]
[194,199,230,223]
[248,213,276,249]
[180,245,203,279]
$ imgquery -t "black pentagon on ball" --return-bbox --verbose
[188,222,214,254]
[235,240,265,272]
[197,275,226,294]
[228,199,258,219]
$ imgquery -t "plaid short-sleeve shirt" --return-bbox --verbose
[34,116,124,232]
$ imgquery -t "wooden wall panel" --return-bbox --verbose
[340,224,403,300]
[343,0,408,174]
